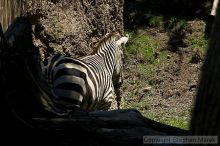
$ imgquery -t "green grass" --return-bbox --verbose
[189,35,208,63]
[124,29,190,130]
[125,30,168,63]
[138,64,156,84]
[167,17,188,31]
[161,117,189,130]
[125,30,168,85]
[125,99,190,130]
[190,36,208,51]
[125,31,159,62]
[149,16,164,28]
[148,15,188,32]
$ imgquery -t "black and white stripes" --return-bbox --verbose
[41,33,129,111]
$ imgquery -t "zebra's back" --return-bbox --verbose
[41,54,112,110]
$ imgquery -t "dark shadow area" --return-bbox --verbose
[123,0,214,45]
[124,0,212,28]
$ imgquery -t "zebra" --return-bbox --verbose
[41,33,129,111]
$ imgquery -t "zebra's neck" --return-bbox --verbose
[96,40,117,77]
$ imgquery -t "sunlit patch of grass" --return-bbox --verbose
[125,32,159,63]
[137,63,157,85]
[125,100,149,111]
[123,29,190,130]
[161,117,190,130]
[124,98,190,130]
[189,35,208,63]
[190,36,208,50]
[124,30,168,85]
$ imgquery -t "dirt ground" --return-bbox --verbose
[121,20,207,129]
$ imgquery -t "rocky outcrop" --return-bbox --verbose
[22,0,124,58]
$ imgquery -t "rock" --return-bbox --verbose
[22,0,124,58]
[142,86,152,93]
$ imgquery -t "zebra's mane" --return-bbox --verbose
[92,31,118,54]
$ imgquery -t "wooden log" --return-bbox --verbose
[32,109,189,134]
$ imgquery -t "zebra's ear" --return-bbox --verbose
[116,34,129,47]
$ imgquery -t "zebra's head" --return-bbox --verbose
[113,34,129,85]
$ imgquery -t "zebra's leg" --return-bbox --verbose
[109,83,120,110]
[109,94,118,110]
[112,72,123,109]
[114,86,122,109]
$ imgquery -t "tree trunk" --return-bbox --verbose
[0,0,22,31]
[190,0,220,139]
[211,0,219,15]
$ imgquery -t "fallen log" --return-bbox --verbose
[0,17,188,146]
